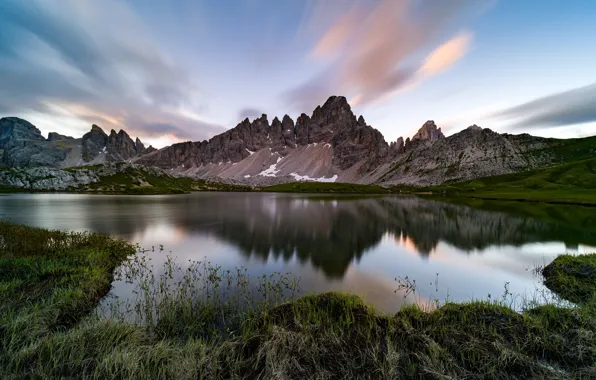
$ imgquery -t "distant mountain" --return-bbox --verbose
[0,117,155,168]
[2,96,595,185]
[135,96,389,184]
[135,96,592,186]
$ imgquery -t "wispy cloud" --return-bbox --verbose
[493,83,596,129]
[0,0,223,144]
[285,0,485,111]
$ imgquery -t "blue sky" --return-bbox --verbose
[0,0,595,147]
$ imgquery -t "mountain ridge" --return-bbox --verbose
[1,96,594,186]
[0,118,155,168]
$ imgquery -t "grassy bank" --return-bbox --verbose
[77,165,253,194]
[425,157,596,205]
[261,181,415,194]
[542,254,596,304]
[2,223,596,379]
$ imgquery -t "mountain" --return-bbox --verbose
[2,96,594,186]
[135,96,587,186]
[0,118,155,168]
[135,96,389,184]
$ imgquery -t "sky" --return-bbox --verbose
[0,0,595,148]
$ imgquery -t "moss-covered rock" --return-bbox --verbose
[542,254,596,304]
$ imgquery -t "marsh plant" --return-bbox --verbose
[97,248,301,339]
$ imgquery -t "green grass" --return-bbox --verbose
[2,222,596,379]
[261,181,416,194]
[0,184,28,193]
[0,222,135,375]
[76,166,252,194]
[542,254,596,304]
[426,157,596,205]
[526,135,596,163]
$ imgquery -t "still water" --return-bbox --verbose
[1,192,595,313]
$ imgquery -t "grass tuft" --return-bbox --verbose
[2,222,596,379]
[542,253,596,304]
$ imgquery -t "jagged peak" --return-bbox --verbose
[357,115,366,126]
[296,113,310,123]
[412,120,444,142]
[322,95,350,109]
[255,114,268,123]
[282,114,293,123]
[272,116,280,124]
[47,132,74,141]
[90,124,105,134]
[467,124,482,131]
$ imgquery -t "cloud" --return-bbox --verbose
[493,83,596,129]
[0,0,222,145]
[418,31,474,77]
[237,108,265,121]
[286,0,484,111]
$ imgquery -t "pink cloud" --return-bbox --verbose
[286,0,486,110]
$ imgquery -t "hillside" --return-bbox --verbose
[0,163,251,194]
[426,156,596,205]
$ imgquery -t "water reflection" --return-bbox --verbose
[1,192,595,313]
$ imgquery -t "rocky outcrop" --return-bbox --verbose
[0,117,69,167]
[0,117,45,148]
[47,132,74,141]
[0,162,166,191]
[106,129,138,161]
[82,125,109,162]
[411,120,445,142]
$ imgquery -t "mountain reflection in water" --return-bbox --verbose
[1,192,595,312]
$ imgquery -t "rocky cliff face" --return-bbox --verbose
[136,96,390,182]
[47,132,74,141]
[0,118,155,167]
[0,117,69,167]
[81,125,108,162]
[375,125,560,186]
[0,162,166,191]
[411,120,444,142]
[134,96,578,185]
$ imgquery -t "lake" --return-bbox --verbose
[1,192,595,314]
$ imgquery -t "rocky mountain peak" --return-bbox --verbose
[82,125,109,162]
[107,129,137,161]
[281,114,293,124]
[0,117,45,149]
[321,96,351,114]
[135,137,146,155]
[47,132,74,141]
[90,124,105,134]
[467,124,482,131]
[357,115,366,126]
[412,120,445,142]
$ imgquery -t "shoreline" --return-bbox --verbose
[1,222,595,378]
